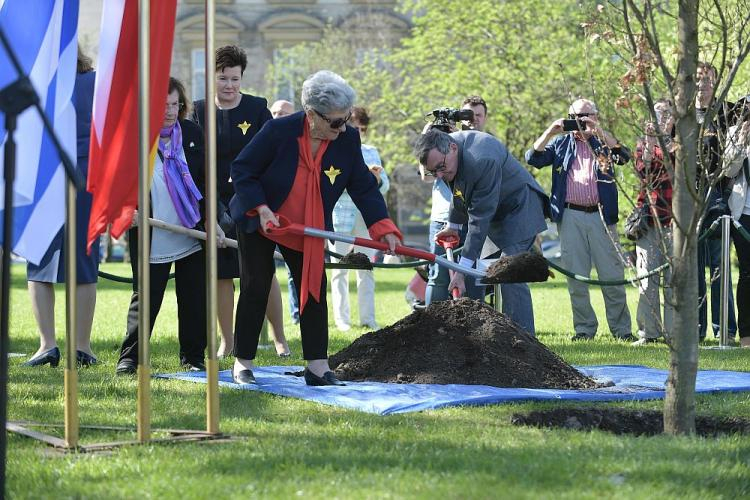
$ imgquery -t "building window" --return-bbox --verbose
[192,48,205,101]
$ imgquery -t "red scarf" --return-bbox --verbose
[297,119,329,312]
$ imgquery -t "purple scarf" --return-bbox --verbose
[158,121,202,228]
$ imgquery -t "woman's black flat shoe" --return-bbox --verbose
[76,350,98,367]
[233,369,256,384]
[304,369,345,386]
[22,347,60,367]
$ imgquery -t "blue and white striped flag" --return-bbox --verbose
[0,0,79,265]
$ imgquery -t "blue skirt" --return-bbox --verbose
[27,183,100,284]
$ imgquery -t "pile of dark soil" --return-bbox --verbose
[330,298,598,389]
[511,408,750,437]
[482,252,550,284]
[337,251,373,270]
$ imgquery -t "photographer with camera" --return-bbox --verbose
[414,128,549,336]
[424,102,480,305]
[526,98,633,342]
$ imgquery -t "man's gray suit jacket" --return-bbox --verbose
[448,131,549,263]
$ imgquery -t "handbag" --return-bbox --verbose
[624,203,651,241]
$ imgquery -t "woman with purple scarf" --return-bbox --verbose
[115,77,217,374]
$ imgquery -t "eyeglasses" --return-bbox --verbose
[422,153,447,177]
[313,109,351,129]
[568,113,594,119]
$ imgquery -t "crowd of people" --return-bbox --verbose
[21,47,750,379]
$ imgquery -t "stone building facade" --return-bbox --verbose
[79,1,409,100]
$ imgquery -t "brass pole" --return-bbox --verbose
[204,0,220,434]
[63,179,78,448]
[137,0,152,443]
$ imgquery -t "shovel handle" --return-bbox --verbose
[266,213,436,261]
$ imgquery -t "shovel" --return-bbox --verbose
[264,214,549,284]
[264,214,486,279]
[436,234,461,299]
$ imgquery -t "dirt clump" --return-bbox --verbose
[330,298,598,389]
[511,407,750,437]
[482,252,550,284]
[337,251,373,270]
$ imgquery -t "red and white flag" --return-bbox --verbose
[86,0,177,249]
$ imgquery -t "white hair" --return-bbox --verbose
[301,70,356,114]
[568,98,599,115]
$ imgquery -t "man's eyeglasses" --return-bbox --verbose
[568,113,594,119]
[314,109,351,129]
[422,153,447,177]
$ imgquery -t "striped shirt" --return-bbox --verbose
[565,140,600,206]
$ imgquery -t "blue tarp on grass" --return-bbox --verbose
[156,365,750,415]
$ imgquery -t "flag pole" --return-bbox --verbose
[137,0,152,443]
[63,180,79,448]
[204,0,220,435]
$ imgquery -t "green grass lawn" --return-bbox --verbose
[6,262,750,499]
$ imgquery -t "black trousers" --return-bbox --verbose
[118,228,207,365]
[732,214,750,339]
[235,231,328,360]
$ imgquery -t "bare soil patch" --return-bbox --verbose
[511,407,750,436]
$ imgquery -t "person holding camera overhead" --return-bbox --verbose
[414,128,549,336]
[526,98,633,342]
[631,99,675,346]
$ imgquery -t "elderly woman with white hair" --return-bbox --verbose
[229,70,403,385]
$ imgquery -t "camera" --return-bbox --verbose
[562,119,587,132]
[427,108,474,133]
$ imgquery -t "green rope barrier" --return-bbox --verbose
[547,259,670,286]
[99,219,731,286]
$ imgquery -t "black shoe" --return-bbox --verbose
[22,347,60,367]
[232,369,256,384]
[183,360,206,372]
[570,333,593,342]
[304,368,345,386]
[616,334,637,342]
[115,359,137,375]
[76,350,98,367]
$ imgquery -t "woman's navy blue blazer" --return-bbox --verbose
[229,111,389,234]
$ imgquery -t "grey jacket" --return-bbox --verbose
[448,131,549,263]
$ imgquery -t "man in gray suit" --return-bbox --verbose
[413,129,549,335]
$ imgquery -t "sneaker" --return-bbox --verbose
[632,337,660,346]
[335,322,351,332]
[570,333,593,342]
[361,322,380,330]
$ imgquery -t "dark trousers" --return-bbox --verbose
[698,236,737,339]
[732,214,750,339]
[118,229,207,365]
[235,231,328,360]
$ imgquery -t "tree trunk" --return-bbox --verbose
[664,0,700,435]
